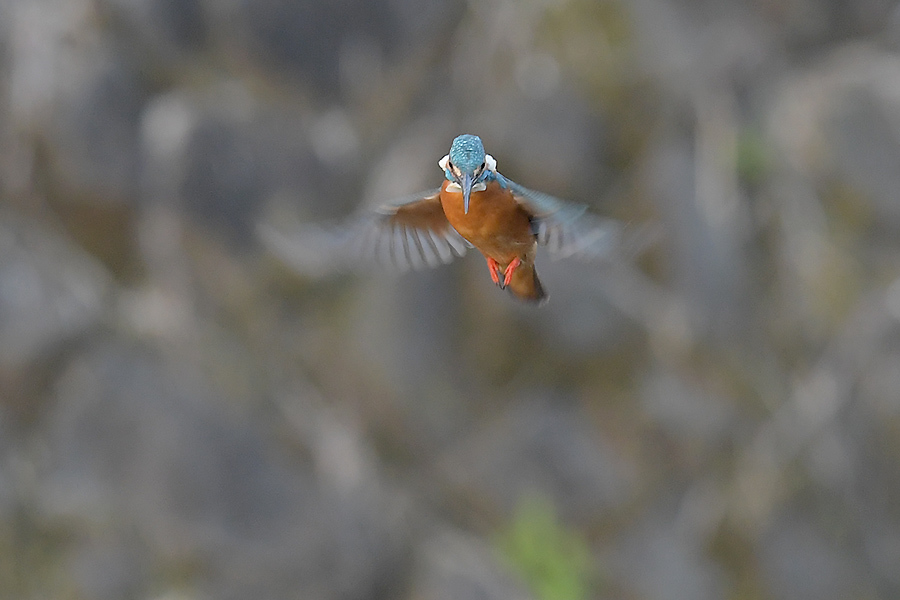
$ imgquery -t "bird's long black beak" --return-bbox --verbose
[462,172,474,214]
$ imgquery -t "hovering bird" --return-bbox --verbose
[263,134,628,304]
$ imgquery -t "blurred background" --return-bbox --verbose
[2,0,900,598]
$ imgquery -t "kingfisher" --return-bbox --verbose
[263,134,626,304]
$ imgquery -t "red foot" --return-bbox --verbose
[485,257,502,286]
[502,257,522,288]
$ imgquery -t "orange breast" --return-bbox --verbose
[440,179,536,264]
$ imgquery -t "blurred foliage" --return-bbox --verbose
[497,495,595,600]
[735,127,771,187]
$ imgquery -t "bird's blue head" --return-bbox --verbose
[441,134,489,214]
[449,134,485,173]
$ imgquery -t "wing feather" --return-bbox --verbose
[259,188,467,277]
[507,179,622,260]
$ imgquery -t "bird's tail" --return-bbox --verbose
[507,262,547,304]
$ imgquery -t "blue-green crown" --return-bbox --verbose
[448,134,486,172]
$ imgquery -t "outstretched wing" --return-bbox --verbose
[259,189,469,277]
[505,180,623,260]
[363,189,470,270]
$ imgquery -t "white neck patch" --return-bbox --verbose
[446,181,488,193]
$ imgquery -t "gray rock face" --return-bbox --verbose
[409,529,533,600]
[441,400,635,523]
[760,517,869,600]
[615,515,727,600]
[38,342,410,599]
[0,213,109,371]
[2,0,900,597]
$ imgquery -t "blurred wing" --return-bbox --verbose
[364,189,470,271]
[259,189,469,277]
[506,179,622,260]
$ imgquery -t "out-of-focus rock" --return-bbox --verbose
[6,0,145,200]
[140,87,364,247]
[38,341,410,598]
[101,0,208,60]
[528,258,636,356]
[0,212,109,371]
[827,85,900,229]
[863,521,900,593]
[6,0,96,126]
[0,415,12,518]
[47,54,145,203]
[3,0,900,597]
[441,399,635,523]
[759,516,870,600]
[640,368,736,446]
[408,528,533,600]
[613,504,727,600]
[472,91,609,193]
[65,538,149,600]
[642,134,749,338]
[223,0,460,98]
